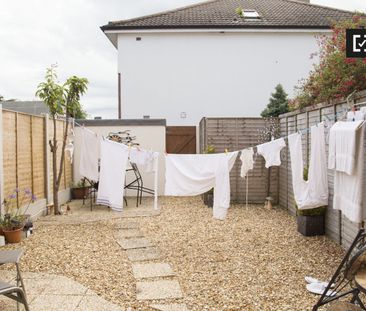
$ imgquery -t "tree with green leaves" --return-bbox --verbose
[261,84,289,118]
[36,66,88,214]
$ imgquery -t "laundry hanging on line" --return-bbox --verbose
[96,139,129,212]
[257,138,286,168]
[288,123,328,210]
[329,120,365,223]
[240,148,254,178]
[79,127,100,182]
[164,151,238,220]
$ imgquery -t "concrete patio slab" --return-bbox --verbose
[0,270,122,311]
[150,303,189,311]
[42,275,88,295]
[75,294,123,311]
[132,263,175,279]
[116,222,140,229]
[118,238,152,250]
[30,294,83,311]
[127,247,161,262]
[136,280,183,300]
[115,229,144,238]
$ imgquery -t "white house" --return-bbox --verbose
[101,0,354,126]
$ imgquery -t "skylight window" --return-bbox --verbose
[235,7,261,19]
[243,10,260,19]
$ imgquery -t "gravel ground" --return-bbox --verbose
[1,197,345,310]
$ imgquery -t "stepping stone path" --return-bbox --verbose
[115,222,188,310]
[118,237,153,250]
[132,263,175,279]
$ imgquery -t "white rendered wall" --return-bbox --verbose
[117,31,322,125]
[73,125,166,196]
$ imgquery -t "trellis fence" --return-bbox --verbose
[0,107,72,217]
[278,90,366,249]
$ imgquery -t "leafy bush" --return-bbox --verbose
[291,15,366,110]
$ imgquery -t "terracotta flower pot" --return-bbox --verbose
[3,227,23,243]
[71,187,90,200]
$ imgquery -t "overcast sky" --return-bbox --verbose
[0,0,365,119]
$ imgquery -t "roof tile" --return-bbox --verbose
[101,0,357,31]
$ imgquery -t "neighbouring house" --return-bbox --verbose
[0,101,49,115]
[101,0,354,126]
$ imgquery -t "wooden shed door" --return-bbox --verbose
[166,126,196,154]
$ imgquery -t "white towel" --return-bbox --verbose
[165,152,238,220]
[257,138,286,168]
[97,139,129,212]
[328,120,364,175]
[129,147,160,210]
[240,148,254,178]
[347,111,365,121]
[130,148,158,173]
[288,123,328,210]
[79,128,100,181]
[330,122,365,223]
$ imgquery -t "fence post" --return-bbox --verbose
[0,104,4,215]
[44,114,51,204]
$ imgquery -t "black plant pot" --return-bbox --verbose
[203,192,214,208]
[297,214,325,236]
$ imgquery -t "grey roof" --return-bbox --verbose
[101,0,357,31]
[76,119,166,127]
[1,101,49,116]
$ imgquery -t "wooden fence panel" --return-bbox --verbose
[2,111,17,199]
[2,110,72,210]
[199,117,278,204]
[17,114,32,206]
[32,116,46,200]
[278,90,366,248]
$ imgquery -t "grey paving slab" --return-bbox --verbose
[30,294,83,311]
[127,247,161,262]
[75,295,124,311]
[116,222,139,229]
[136,280,183,300]
[115,229,144,238]
[42,275,88,295]
[118,238,152,250]
[132,263,175,279]
[150,304,189,311]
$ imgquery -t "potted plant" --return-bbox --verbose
[71,179,90,200]
[296,168,326,236]
[2,188,36,243]
[202,145,215,208]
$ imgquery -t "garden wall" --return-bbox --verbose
[73,119,166,196]
[0,106,72,218]
[199,117,279,204]
[278,90,366,249]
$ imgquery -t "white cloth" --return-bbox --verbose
[288,123,328,210]
[79,128,100,181]
[329,121,365,223]
[129,148,160,210]
[328,120,364,175]
[165,152,238,220]
[257,138,286,168]
[97,139,129,212]
[130,148,157,173]
[347,111,365,121]
[240,148,254,178]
